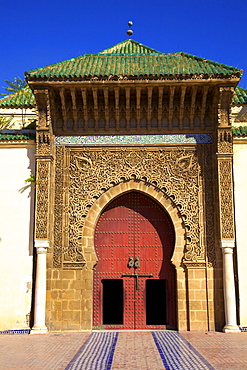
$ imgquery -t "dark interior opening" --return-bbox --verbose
[146,279,166,325]
[102,279,123,325]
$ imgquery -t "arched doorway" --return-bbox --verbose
[93,191,176,330]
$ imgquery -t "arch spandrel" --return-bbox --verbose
[55,146,212,270]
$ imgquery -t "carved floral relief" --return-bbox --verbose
[52,145,216,268]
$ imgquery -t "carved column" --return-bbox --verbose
[30,241,49,334]
[221,240,238,332]
[32,89,54,333]
[217,86,239,332]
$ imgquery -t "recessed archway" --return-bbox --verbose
[82,179,187,330]
[93,191,176,329]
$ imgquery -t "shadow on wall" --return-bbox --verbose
[18,146,35,257]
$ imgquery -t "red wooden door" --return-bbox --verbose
[93,192,176,330]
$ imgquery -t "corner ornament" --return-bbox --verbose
[75,155,92,173]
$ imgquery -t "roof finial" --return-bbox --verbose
[126,21,133,38]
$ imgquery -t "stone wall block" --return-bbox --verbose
[63,311,73,321]
[82,290,91,299]
[62,301,68,310]
[83,227,94,237]
[62,280,69,289]
[52,270,59,279]
[85,279,93,290]
[69,300,81,310]
[72,311,81,323]
[178,321,187,331]
[85,209,98,224]
[82,320,91,330]
[61,290,75,300]
[71,280,85,290]
[82,270,93,280]
[46,290,51,302]
[54,301,62,311]
[195,310,207,322]
[60,270,75,280]
[194,269,206,279]
[189,279,201,290]
[190,301,202,310]
[51,290,58,300]
[85,299,92,311]
[177,300,186,311]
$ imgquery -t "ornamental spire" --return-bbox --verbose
[126,21,133,38]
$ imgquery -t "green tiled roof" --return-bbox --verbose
[232,126,247,136]
[232,87,247,105]
[99,39,160,54]
[0,133,35,141]
[0,87,35,108]
[25,39,242,80]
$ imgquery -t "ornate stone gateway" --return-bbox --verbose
[27,39,241,332]
[93,192,176,330]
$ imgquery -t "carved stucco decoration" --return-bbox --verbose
[54,146,64,267]
[217,129,233,154]
[52,146,210,268]
[218,160,235,239]
[36,131,51,156]
[204,146,216,266]
[35,161,50,239]
[218,86,234,127]
[35,128,54,241]
[34,89,50,129]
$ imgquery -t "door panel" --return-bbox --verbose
[93,191,176,329]
[146,279,166,325]
[102,279,123,325]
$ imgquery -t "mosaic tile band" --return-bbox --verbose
[152,331,215,370]
[0,329,30,335]
[55,134,212,145]
[65,332,118,370]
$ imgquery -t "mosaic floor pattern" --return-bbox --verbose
[64,331,216,370]
[153,331,215,370]
[65,332,118,370]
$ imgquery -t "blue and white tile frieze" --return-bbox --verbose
[55,134,212,145]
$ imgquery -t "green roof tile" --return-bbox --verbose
[0,87,35,107]
[98,39,160,54]
[25,39,242,80]
[232,87,247,105]
[0,132,35,141]
[232,126,247,136]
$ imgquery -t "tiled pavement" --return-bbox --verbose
[0,331,246,370]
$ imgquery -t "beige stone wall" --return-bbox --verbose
[233,140,247,327]
[186,267,215,331]
[0,144,35,330]
[46,267,92,331]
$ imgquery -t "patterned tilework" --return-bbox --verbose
[65,332,118,370]
[152,331,215,370]
[55,134,212,145]
[240,327,247,332]
[0,329,30,335]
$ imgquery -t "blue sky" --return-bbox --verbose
[1,0,246,95]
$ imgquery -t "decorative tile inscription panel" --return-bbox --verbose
[56,134,212,145]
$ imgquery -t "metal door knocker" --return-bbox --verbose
[127,257,134,268]
[134,257,140,269]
